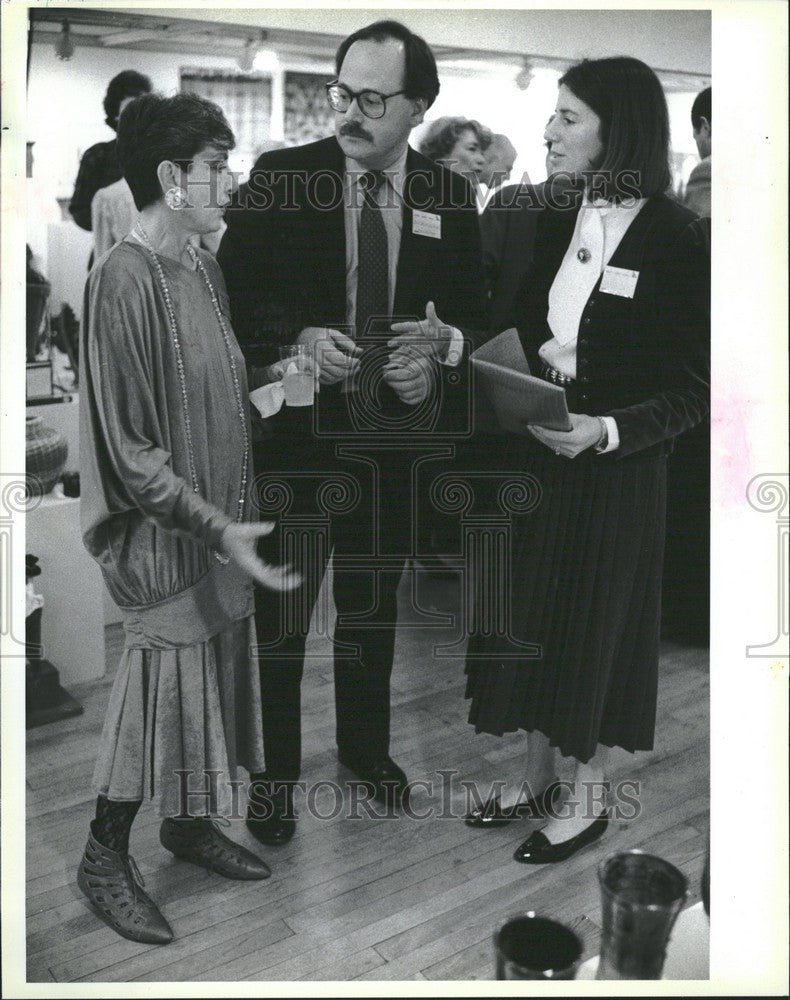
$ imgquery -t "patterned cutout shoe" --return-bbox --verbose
[77,823,174,944]
[160,817,271,880]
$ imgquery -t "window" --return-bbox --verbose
[180,70,273,177]
[284,72,334,146]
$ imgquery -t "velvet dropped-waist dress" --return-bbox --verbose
[465,194,710,763]
[80,239,265,817]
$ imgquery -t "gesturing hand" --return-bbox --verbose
[527,413,604,459]
[388,301,453,361]
[382,352,435,406]
[296,327,361,385]
[218,522,302,591]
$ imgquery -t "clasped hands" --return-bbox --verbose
[295,301,449,406]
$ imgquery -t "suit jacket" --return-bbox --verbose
[479,181,547,334]
[683,157,711,217]
[514,193,710,460]
[218,136,486,373]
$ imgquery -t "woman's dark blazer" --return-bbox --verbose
[514,193,710,461]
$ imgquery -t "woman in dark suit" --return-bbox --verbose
[463,57,710,863]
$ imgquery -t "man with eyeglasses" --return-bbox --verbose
[218,19,485,846]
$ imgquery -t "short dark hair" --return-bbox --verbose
[335,19,440,108]
[691,87,711,130]
[117,93,235,211]
[103,70,152,131]
[419,116,492,163]
[559,56,671,200]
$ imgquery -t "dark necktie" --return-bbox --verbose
[355,171,389,342]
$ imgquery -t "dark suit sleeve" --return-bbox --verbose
[216,167,281,373]
[218,151,339,376]
[480,192,508,300]
[608,220,710,458]
[440,183,487,351]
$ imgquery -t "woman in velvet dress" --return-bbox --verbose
[77,93,298,944]
[463,57,710,863]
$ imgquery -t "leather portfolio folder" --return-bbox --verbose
[471,328,572,433]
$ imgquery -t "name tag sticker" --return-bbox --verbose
[412,210,441,239]
[600,265,639,298]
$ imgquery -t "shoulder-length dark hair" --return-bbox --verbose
[559,56,671,200]
[335,19,440,108]
[116,93,235,211]
[419,117,492,165]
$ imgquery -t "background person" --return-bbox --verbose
[90,177,137,259]
[418,115,492,201]
[479,158,548,334]
[479,132,518,197]
[69,70,152,232]
[683,86,711,217]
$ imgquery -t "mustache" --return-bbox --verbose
[340,122,373,141]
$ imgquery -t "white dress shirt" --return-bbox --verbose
[541,194,646,452]
[250,150,463,418]
[344,149,463,368]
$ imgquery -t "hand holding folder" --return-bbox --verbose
[471,328,572,434]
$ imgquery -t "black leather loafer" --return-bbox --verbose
[160,817,271,879]
[338,753,410,806]
[465,780,563,829]
[513,811,609,864]
[246,803,296,847]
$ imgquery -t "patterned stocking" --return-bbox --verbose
[92,795,142,854]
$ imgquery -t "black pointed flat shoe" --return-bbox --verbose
[464,780,563,829]
[513,811,609,864]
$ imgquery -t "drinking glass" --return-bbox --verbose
[596,850,688,980]
[279,344,315,406]
[494,912,583,980]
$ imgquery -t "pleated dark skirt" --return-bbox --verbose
[465,446,667,763]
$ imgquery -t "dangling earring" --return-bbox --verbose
[165,187,187,210]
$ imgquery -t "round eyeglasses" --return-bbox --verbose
[325,81,407,120]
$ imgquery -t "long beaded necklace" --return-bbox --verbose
[132,222,248,562]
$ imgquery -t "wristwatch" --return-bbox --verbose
[594,416,609,453]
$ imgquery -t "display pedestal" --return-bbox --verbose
[25,657,84,729]
[25,493,106,686]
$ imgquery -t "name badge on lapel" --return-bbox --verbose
[412,209,441,240]
[600,265,639,298]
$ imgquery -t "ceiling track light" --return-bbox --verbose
[238,37,256,73]
[516,59,535,91]
[238,29,269,73]
[55,19,75,61]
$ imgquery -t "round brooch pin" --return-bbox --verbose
[577,247,592,263]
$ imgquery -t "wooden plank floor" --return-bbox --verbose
[26,566,709,983]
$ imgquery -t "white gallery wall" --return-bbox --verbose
[26,7,710,283]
